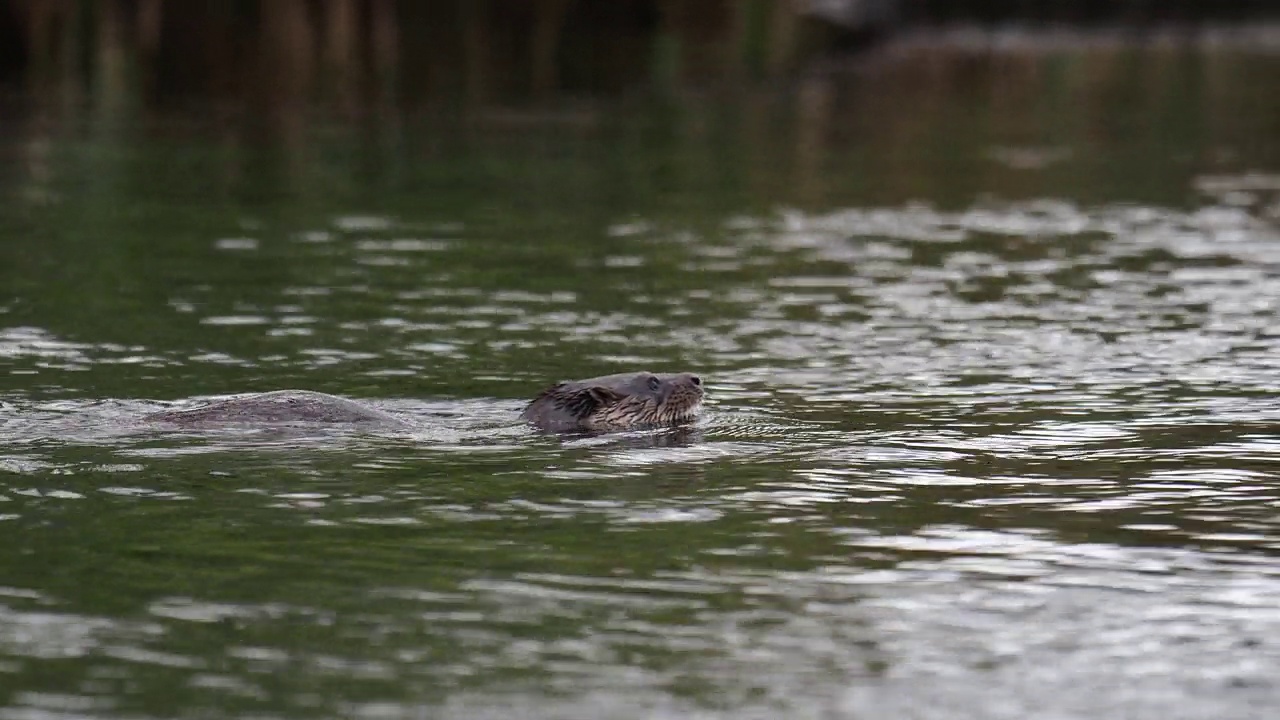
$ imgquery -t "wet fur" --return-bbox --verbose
[521,371,704,431]
[142,373,703,432]
[145,390,409,427]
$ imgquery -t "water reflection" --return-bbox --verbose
[2,39,1280,720]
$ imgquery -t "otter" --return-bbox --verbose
[144,371,705,432]
[520,371,704,431]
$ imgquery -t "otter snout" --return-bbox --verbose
[661,372,705,406]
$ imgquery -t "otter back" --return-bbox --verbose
[145,390,409,427]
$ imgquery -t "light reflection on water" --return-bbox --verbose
[4,100,1280,720]
[5,195,1280,717]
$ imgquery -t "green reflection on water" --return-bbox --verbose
[0,40,1278,719]
[3,45,1277,396]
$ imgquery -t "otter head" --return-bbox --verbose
[521,371,705,431]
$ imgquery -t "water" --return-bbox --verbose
[2,41,1280,719]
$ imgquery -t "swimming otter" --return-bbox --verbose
[520,371,704,431]
[144,371,705,432]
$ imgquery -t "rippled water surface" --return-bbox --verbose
[2,42,1280,719]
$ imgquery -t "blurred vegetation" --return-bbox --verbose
[1,0,1278,109]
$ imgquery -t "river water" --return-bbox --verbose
[2,40,1280,719]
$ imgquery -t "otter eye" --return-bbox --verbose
[646,375,661,391]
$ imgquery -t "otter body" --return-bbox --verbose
[145,390,410,428]
[520,371,704,431]
[145,371,704,432]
